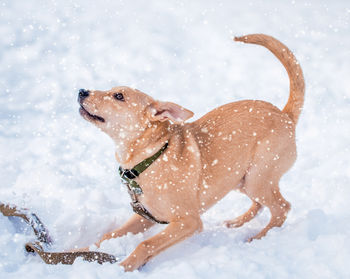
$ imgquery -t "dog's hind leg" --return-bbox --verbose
[224,199,262,228]
[241,138,295,241]
[246,186,290,242]
[242,175,291,242]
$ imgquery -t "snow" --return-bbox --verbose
[1,0,350,278]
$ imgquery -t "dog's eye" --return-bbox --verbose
[114,93,125,101]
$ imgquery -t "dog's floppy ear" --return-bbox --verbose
[146,101,194,124]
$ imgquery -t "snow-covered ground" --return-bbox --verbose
[1,0,349,278]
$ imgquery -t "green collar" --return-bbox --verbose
[118,142,169,195]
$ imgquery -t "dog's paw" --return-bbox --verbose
[246,237,254,243]
[224,218,245,228]
[120,257,141,272]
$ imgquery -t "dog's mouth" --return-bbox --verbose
[79,105,105,123]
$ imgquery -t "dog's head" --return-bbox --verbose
[78,86,194,141]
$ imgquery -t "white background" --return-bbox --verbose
[0,0,349,278]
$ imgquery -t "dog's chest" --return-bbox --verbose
[135,148,202,219]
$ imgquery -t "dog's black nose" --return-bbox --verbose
[78,89,90,103]
[79,89,89,98]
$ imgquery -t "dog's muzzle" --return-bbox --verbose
[77,89,105,123]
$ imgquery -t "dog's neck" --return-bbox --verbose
[113,121,171,169]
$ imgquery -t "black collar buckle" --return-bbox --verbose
[123,168,139,179]
[118,166,139,180]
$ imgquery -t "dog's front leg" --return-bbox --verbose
[95,214,155,248]
[120,216,203,272]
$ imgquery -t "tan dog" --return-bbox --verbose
[77,34,304,271]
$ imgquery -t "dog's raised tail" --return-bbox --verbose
[234,34,305,124]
